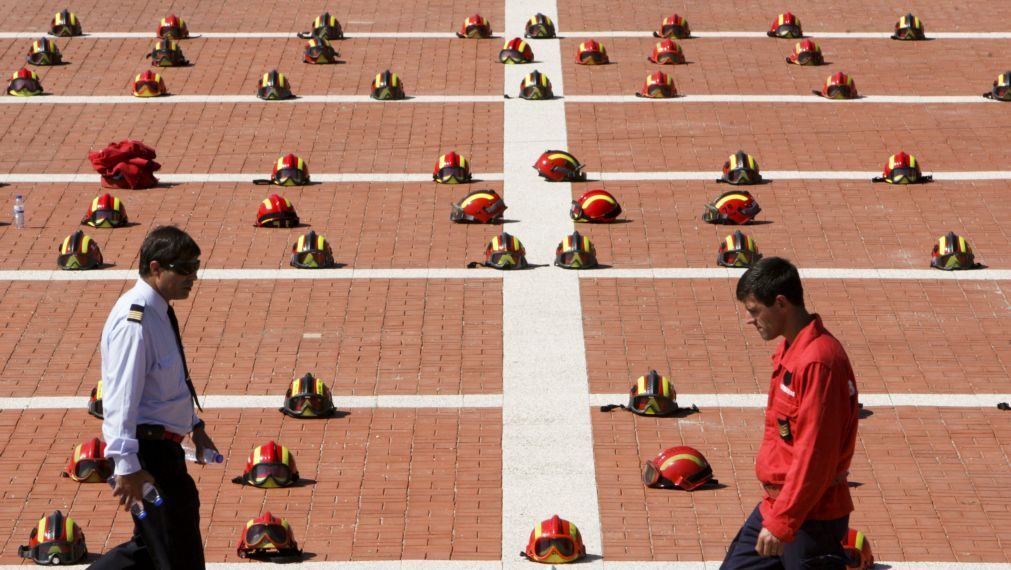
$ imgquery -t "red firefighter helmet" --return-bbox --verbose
[703,190,762,225]
[648,39,686,65]
[457,14,492,38]
[787,39,824,65]
[525,13,556,39]
[534,150,586,182]
[817,72,858,99]
[28,37,63,66]
[931,232,979,271]
[768,12,803,38]
[576,39,609,65]
[299,12,344,41]
[892,13,926,41]
[88,379,103,419]
[257,70,293,100]
[874,151,929,184]
[570,189,621,223]
[58,230,104,270]
[523,515,586,564]
[157,15,189,40]
[480,232,527,270]
[18,511,88,565]
[451,189,507,223]
[371,70,405,100]
[433,151,472,184]
[62,437,113,483]
[718,231,762,268]
[8,67,43,97]
[236,512,301,558]
[280,372,337,417]
[654,14,691,39]
[255,194,300,228]
[519,70,554,100]
[271,153,310,186]
[499,37,534,64]
[720,150,762,185]
[637,70,677,98]
[842,528,874,569]
[625,370,679,416]
[148,39,189,67]
[642,446,715,490]
[50,10,83,37]
[233,441,299,488]
[133,70,167,97]
[304,35,339,64]
[984,71,1011,101]
[290,231,336,269]
[554,231,598,269]
[82,193,128,228]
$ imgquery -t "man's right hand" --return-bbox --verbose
[111,469,156,513]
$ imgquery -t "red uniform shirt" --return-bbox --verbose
[756,314,859,542]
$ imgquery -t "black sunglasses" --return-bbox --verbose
[165,260,200,275]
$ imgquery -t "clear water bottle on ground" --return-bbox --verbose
[13,195,24,229]
[182,443,223,464]
[107,477,164,520]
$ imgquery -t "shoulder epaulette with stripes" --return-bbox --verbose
[127,304,145,323]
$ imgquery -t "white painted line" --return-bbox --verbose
[5,170,1010,184]
[1,268,1009,282]
[501,2,602,568]
[589,393,1011,409]
[563,31,1011,40]
[0,172,500,184]
[563,94,989,104]
[0,394,503,410]
[592,268,1011,281]
[0,95,504,105]
[0,269,502,281]
[0,94,994,105]
[595,171,1011,181]
[3,30,1010,40]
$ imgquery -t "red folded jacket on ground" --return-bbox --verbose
[88,140,161,189]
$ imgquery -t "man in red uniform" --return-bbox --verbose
[722,257,859,569]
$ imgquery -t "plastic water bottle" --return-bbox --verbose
[107,477,164,520]
[13,195,24,229]
[183,444,223,464]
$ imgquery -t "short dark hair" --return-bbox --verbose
[735,257,804,307]
[139,226,201,276]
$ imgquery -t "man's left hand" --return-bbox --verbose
[191,426,218,465]
[756,527,785,557]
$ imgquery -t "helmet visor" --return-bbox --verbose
[644,84,674,98]
[285,393,332,415]
[558,251,595,269]
[436,167,469,184]
[291,250,331,269]
[249,463,295,487]
[534,537,575,558]
[259,86,290,100]
[9,78,41,95]
[630,395,676,415]
[244,523,293,550]
[993,85,1011,101]
[526,25,552,39]
[887,167,918,184]
[23,541,77,564]
[793,51,821,65]
[72,458,113,482]
[134,81,163,96]
[488,252,522,269]
[578,51,607,65]
[720,250,757,268]
[273,168,307,186]
[641,460,663,487]
[653,51,684,65]
[521,85,549,100]
[824,85,853,100]
[934,253,974,270]
[87,210,126,228]
[724,169,756,185]
[773,25,802,38]
[58,253,97,270]
[499,50,528,64]
[28,52,56,65]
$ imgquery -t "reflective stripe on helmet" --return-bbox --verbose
[659,453,705,472]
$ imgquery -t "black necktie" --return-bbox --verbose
[166,305,203,411]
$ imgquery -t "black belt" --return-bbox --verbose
[137,424,185,443]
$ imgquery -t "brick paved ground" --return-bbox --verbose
[0,0,1010,565]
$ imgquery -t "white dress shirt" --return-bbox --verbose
[101,278,199,475]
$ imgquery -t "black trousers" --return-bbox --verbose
[90,440,205,570]
[721,504,849,570]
